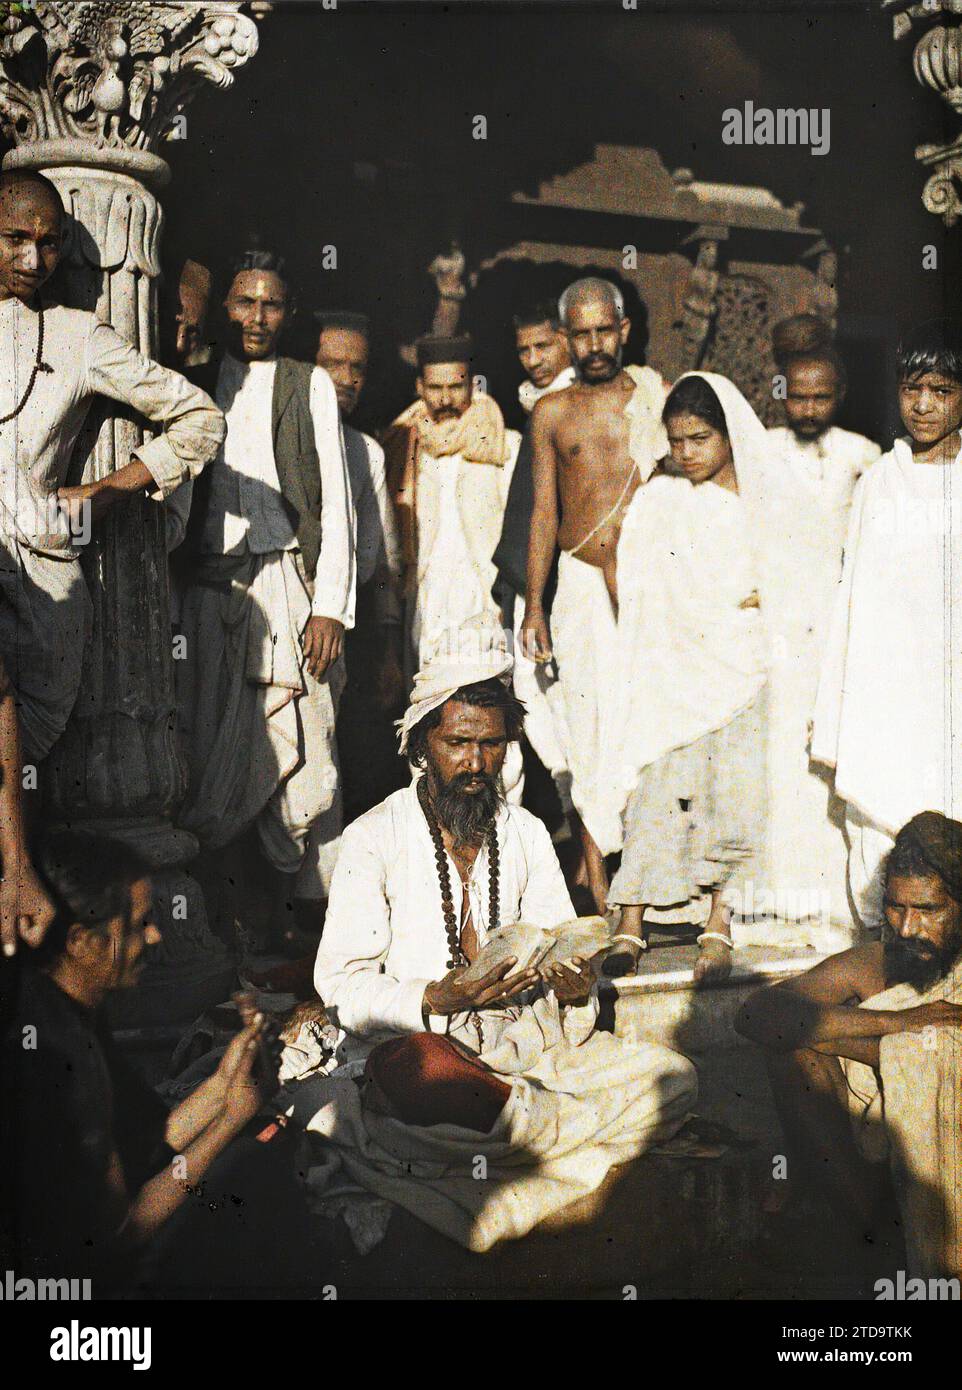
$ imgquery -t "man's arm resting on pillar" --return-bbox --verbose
[82,319,225,495]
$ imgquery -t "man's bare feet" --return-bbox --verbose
[693,932,733,988]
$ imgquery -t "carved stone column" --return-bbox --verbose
[884,0,962,224]
[0,2,259,1024]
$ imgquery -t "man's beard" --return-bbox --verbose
[885,932,962,991]
[428,767,504,847]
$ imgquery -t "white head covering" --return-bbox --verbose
[592,371,776,855]
[670,371,773,522]
[397,613,514,754]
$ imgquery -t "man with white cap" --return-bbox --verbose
[306,617,697,1250]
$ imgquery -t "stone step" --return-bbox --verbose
[605,940,825,1052]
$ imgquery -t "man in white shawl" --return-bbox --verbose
[299,617,696,1251]
[521,278,668,912]
[598,373,773,986]
[812,319,962,930]
[766,345,880,932]
[737,812,962,1279]
[381,335,521,678]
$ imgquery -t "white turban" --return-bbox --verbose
[397,614,514,754]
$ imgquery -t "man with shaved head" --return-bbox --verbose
[520,277,668,910]
[0,168,223,764]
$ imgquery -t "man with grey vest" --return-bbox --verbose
[175,249,355,950]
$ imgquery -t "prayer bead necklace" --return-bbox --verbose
[0,302,50,428]
[417,775,500,1052]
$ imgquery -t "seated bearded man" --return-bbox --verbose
[303,622,697,1251]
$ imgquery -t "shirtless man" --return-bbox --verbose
[521,278,667,910]
[736,810,962,1255]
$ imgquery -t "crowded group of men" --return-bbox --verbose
[1,164,961,1291]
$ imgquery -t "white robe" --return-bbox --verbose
[594,473,767,857]
[812,439,962,834]
[296,784,696,1250]
[763,426,880,922]
[0,297,223,761]
[408,431,520,670]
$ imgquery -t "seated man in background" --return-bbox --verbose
[1,830,315,1295]
[737,811,962,1278]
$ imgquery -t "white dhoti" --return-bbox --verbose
[286,994,696,1253]
[0,542,92,765]
[177,549,344,896]
[512,600,570,789]
[550,550,618,847]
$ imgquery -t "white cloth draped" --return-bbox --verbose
[763,425,879,920]
[298,782,696,1249]
[812,438,962,834]
[842,960,962,1278]
[593,373,771,856]
[407,431,520,671]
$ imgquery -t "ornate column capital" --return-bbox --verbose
[883,0,962,224]
[0,1,258,188]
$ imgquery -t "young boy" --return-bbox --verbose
[812,320,962,930]
[600,372,772,986]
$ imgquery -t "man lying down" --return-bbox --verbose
[285,617,696,1252]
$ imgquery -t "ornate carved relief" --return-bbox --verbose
[884,0,962,224]
[0,1,257,150]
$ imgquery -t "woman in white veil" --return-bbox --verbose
[599,371,781,984]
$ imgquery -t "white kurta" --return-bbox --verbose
[408,431,520,669]
[298,783,696,1249]
[201,354,355,625]
[178,356,355,893]
[0,298,223,761]
[763,425,880,922]
[812,438,962,834]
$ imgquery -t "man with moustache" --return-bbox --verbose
[381,334,520,680]
[315,310,404,815]
[763,338,880,936]
[175,249,355,945]
[521,278,668,911]
[307,618,696,1250]
[492,302,574,814]
[737,811,962,1275]
[0,169,223,765]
